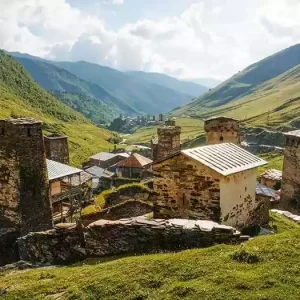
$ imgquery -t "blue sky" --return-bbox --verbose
[0,0,299,80]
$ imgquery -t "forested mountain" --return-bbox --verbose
[0,51,117,165]
[126,71,208,97]
[13,57,134,117]
[54,61,198,115]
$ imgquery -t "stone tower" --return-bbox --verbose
[204,116,240,145]
[44,134,69,164]
[0,118,53,235]
[152,119,181,161]
[280,130,300,214]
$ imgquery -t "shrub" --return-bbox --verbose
[231,245,262,264]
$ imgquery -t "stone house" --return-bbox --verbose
[44,134,69,164]
[153,143,268,228]
[260,169,282,189]
[204,116,240,145]
[280,130,300,213]
[115,153,153,179]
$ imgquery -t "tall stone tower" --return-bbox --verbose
[0,118,53,235]
[204,116,240,145]
[152,119,181,161]
[44,134,69,164]
[280,130,300,213]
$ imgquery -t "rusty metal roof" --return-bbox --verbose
[116,153,153,168]
[182,143,267,176]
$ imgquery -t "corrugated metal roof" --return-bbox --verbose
[90,152,129,161]
[256,183,276,198]
[182,143,267,176]
[47,159,82,181]
[261,169,282,181]
[85,166,115,178]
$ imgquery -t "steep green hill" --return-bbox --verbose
[55,61,194,115]
[173,44,300,117]
[0,51,117,166]
[14,57,134,117]
[126,71,208,97]
[1,213,299,299]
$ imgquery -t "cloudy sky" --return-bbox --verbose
[0,0,299,80]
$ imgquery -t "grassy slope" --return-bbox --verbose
[1,213,299,300]
[126,118,205,145]
[0,51,115,166]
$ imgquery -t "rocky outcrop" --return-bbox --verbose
[17,217,241,264]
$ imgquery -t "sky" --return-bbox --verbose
[0,0,300,81]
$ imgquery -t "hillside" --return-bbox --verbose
[55,61,195,115]
[0,50,117,166]
[13,57,134,118]
[1,213,300,299]
[172,44,300,119]
[126,71,208,97]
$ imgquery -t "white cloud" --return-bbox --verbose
[0,0,300,80]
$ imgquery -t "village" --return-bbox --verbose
[1,115,299,266]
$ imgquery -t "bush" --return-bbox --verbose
[231,245,262,264]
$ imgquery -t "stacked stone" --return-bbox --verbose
[44,134,69,164]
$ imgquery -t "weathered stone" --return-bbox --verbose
[44,134,69,164]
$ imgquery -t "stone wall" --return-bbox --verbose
[44,134,69,164]
[82,200,153,224]
[153,120,181,162]
[253,195,271,225]
[204,117,240,145]
[17,217,240,264]
[0,118,53,235]
[280,133,300,214]
[153,153,221,221]
[0,228,20,266]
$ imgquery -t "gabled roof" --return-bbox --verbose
[181,143,267,176]
[85,166,115,178]
[47,159,82,181]
[116,153,153,168]
[261,169,282,181]
[90,152,129,161]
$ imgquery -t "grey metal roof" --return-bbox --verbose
[182,143,267,176]
[47,159,83,181]
[90,152,129,161]
[85,166,114,178]
[256,183,276,198]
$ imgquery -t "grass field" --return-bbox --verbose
[126,118,205,145]
[1,213,300,300]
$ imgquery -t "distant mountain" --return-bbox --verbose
[185,78,222,88]
[126,71,208,97]
[13,57,134,117]
[54,61,195,115]
[172,44,300,118]
[0,50,117,166]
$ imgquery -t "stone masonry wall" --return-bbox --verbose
[204,117,240,145]
[0,118,53,235]
[17,217,240,264]
[280,134,300,214]
[153,153,221,221]
[44,134,69,164]
[154,124,181,162]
